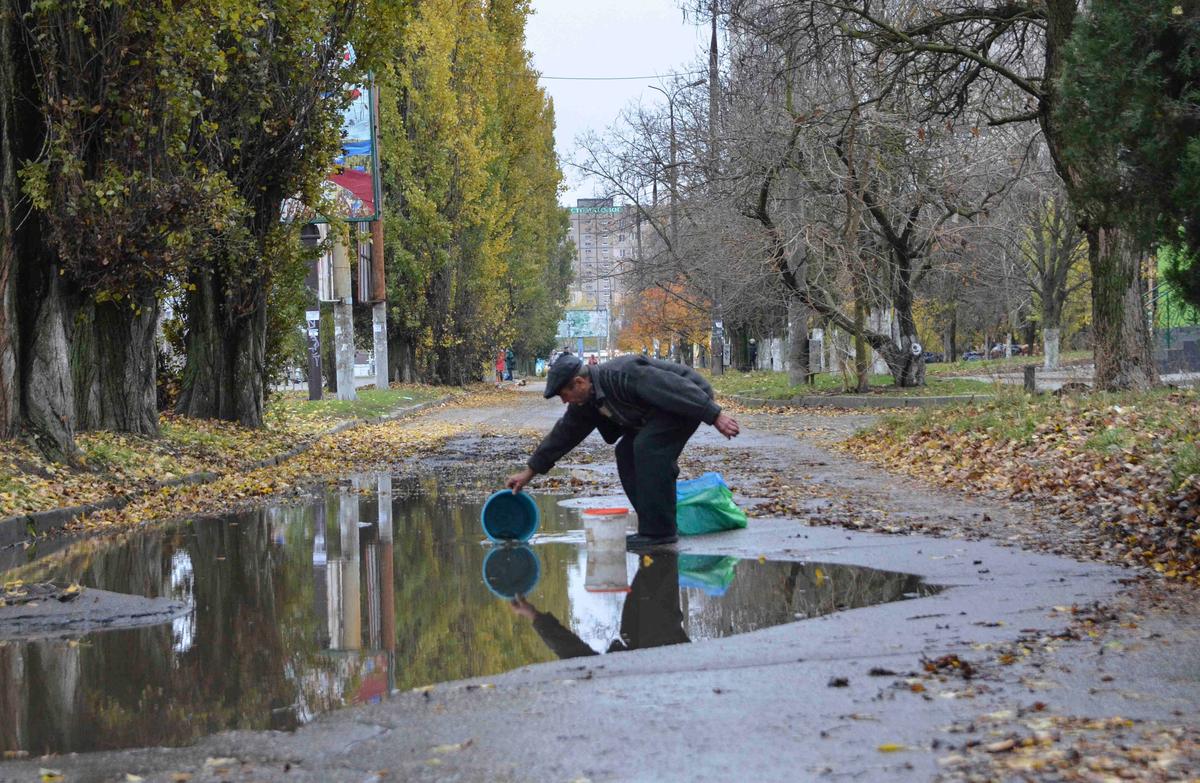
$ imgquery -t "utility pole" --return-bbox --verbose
[369,78,388,390]
[332,228,357,401]
[370,219,388,389]
[708,3,725,375]
[300,224,324,400]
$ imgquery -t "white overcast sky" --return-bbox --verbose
[525,0,708,207]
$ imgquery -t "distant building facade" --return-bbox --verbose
[568,198,637,312]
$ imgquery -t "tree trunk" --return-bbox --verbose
[69,293,159,435]
[944,309,958,363]
[21,272,77,461]
[1087,225,1156,390]
[321,305,337,393]
[886,275,925,386]
[0,7,18,438]
[727,323,747,371]
[853,293,869,392]
[1044,327,1061,370]
[390,334,417,383]
[399,339,410,383]
[787,297,811,386]
[175,269,267,427]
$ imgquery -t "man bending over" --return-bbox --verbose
[506,353,740,547]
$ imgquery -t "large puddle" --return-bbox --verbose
[0,476,939,755]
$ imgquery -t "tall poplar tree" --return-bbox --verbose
[380,0,566,384]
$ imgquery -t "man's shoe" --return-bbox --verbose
[625,532,678,549]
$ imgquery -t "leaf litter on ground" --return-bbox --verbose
[0,384,471,524]
[838,388,1200,582]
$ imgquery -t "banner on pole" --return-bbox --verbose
[282,50,381,224]
[556,309,609,340]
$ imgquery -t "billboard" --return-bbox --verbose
[323,79,379,222]
[282,53,381,224]
[556,309,609,339]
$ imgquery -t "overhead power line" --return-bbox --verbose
[538,70,705,82]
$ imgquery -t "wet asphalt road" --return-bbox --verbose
[3,386,1197,782]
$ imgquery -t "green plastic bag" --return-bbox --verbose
[678,554,739,595]
[675,472,747,536]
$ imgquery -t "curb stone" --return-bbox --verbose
[729,392,993,410]
[0,395,457,555]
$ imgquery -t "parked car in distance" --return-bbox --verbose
[990,343,1027,357]
[922,351,944,363]
[961,350,984,361]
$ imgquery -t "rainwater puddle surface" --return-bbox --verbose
[0,476,939,755]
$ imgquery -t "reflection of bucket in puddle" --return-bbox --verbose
[482,545,541,599]
[582,507,630,548]
[585,547,630,593]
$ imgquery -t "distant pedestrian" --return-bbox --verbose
[495,350,506,384]
[587,354,598,366]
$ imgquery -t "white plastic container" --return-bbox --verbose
[582,507,630,548]
[583,507,631,593]
[585,547,630,593]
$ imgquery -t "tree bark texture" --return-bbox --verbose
[1044,327,1061,370]
[787,298,811,386]
[68,294,159,435]
[0,5,18,438]
[21,273,77,461]
[853,288,869,392]
[944,309,958,363]
[175,269,267,427]
[1087,225,1156,390]
[388,332,417,384]
[6,9,75,459]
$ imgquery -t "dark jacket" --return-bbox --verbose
[528,355,720,474]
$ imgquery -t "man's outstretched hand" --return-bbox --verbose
[509,594,539,620]
[506,467,536,492]
[713,413,740,439]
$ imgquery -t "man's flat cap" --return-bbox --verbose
[544,353,583,398]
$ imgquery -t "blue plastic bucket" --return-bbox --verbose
[482,545,541,599]
[481,490,540,542]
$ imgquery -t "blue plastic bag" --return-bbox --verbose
[675,472,747,536]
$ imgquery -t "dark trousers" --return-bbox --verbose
[614,412,700,536]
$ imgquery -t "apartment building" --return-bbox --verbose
[567,197,637,311]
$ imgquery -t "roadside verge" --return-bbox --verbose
[0,395,456,552]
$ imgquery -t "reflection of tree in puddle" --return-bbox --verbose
[0,475,937,756]
[683,560,933,640]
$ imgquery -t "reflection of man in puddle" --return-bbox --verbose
[509,552,689,658]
